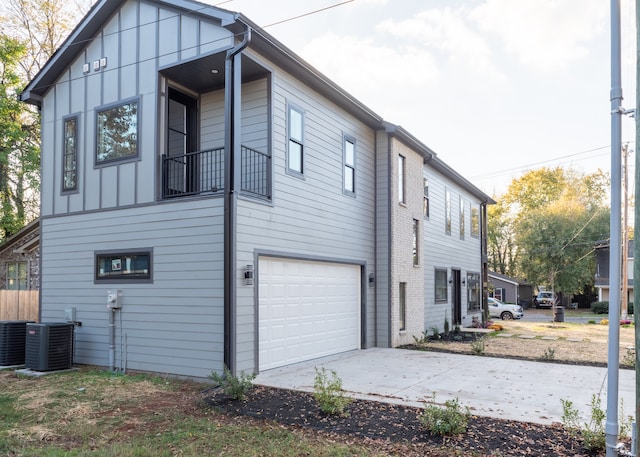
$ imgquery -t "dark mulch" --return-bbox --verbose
[204,385,605,457]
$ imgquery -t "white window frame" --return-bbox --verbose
[398,155,406,203]
[445,189,451,235]
[459,196,465,240]
[343,136,356,195]
[287,104,304,176]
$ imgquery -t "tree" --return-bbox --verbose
[0,35,39,238]
[487,167,610,296]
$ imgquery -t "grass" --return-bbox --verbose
[0,367,385,457]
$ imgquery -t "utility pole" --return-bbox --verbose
[634,1,640,455]
[622,143,628,320]
[606,0,622,455]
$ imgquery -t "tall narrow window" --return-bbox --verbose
[435,268,448,302]
[344,137,356,194]
[412,219,419,266]
[63,117,78,192]
[398,155,406,203]
[7,261,27,290]
[467,273,481,310]
[459,196,465,239]
[445,189,451,235]
[423,176,429,217]
[399,282,406,331]
[288,105,304,175]
[471,205,480,238]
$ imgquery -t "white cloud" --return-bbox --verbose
[301,32,439,97]
[470,0,606,73]
[376,7,505,81]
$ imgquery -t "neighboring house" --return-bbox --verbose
[20,0,493,378]
[0,219,40,291]
[487,271,533,308]
[594,239,634,304]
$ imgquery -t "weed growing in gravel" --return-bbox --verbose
[623,347,635,367]
[540,347,555,361]
[313,368,352,417]
[209,366,256,400]
[420,393,470,435]
[561,394,605,451]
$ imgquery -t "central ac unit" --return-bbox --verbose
[0,320,34,366]
[25,322,74,371]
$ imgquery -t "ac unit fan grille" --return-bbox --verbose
[25,323,74,371]
[0,321,34,366]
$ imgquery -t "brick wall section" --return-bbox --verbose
[390,138,424,346]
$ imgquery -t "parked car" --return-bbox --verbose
[534,291,555,308]
[488,297,524,320]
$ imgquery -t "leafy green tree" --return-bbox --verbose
[0,35,39,238]
[488,167,610,296]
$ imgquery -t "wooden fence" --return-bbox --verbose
[0,290,39,321]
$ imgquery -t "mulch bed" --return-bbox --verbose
[204,385,607,457]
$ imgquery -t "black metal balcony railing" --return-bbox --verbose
[162,146,271,200]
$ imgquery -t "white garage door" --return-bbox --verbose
[258,257,361,371]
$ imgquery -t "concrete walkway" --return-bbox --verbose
[254,348,636,425]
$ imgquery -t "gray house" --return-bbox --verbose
[487,270,533,308]
[21,0,493,378]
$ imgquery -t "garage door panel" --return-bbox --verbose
[259,257,361,371]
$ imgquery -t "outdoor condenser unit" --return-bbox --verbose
[0,320,34,366]
[25,322,74,371]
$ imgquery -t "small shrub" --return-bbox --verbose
[590,301,608,314]
[622,346,635,367]
[413,330,430,345]
[209,365,256,401]
[587,320,596,324]
[540,347,555,361]
[313,368,352,416]
[600,319,609,325]
[420,394,470,435]
[560,394,606,452]
[430,326,440,340]
[470,338,485,354]
[443,317,450,336]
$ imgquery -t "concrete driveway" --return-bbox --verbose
[254,348,635,425]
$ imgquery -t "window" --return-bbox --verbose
[435,268,448,302]
[471,205,480,238]
[95,250,152,282]
[412,219,419,266]
[445,189,451,235]
[492,287,505,302]
[343,137,356,194]
[7,262,27,290]
[398,155,406,203]
[287,105,304,175]
[399,282,406,331]
[459,196,465,239]
[423,177,429,217]
[96,100,138,164]
[467,273,481,310]
[63,116,78,191]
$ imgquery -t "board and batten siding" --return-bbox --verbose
[233,65,377,373]
[422,164,483,331]
[40,199,225,378]
[41,0,236,218]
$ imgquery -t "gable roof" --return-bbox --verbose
[0,219,40,256]
[20,0,492,203]
[488,270,530,287]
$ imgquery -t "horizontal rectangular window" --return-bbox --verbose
[96,100,138,164]
[95,250,152,282]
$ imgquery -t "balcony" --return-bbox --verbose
[162,145,271,200]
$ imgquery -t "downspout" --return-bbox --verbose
[223,24,251,375]
[480,201,489,324]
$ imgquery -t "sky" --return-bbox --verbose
[208,0,637,197]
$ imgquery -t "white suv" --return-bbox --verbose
[535,291,555,308]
